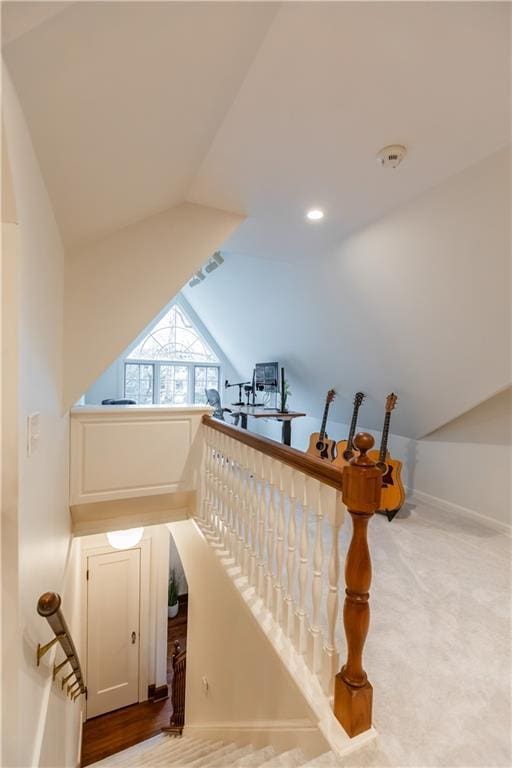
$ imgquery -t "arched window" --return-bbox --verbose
[124,304,220,405]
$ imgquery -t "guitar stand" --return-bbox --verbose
[376,508,400,522]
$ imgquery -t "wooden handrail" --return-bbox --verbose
[202,414,344,491]
[37,592,86,700]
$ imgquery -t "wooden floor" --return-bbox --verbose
[81,600,188,767]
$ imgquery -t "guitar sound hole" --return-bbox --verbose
[316,441,325,452]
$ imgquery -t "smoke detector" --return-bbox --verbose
[376,144,407,169]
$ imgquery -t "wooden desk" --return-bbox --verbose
[232,406,306,446]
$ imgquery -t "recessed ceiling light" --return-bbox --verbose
[306,208,324,221]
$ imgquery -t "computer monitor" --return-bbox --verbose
[254,362,279,392]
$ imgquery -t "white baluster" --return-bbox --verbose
[322,488,344,693]
[308,480,325,675]
[228,438,239,564]
[257,452,267,600]
[237,442,247,571]
[203,430,212,527]
[248,447,258,587]
[241,444,253,578]
[221,434,231,553]
[295,474,310,654]
[264,455,276,612]
[210,432,221,535]
[273,462,286,624]
[228,437,238,561]
[285,469,297,638]
[213,436,223,538]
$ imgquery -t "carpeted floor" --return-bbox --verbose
[334,500,511,768]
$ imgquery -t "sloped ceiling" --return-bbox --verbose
[184,148,510,439]
[2,2,510,433]
[2,1,278,248]
[3,2,509,255]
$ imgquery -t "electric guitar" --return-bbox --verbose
[333,392,365,468]
[369,393,405,520]
[307,389,337,461]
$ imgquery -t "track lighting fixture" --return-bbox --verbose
[188,270,206,288]
[188,252,225,287]
[205,251,225,274]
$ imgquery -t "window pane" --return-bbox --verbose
[160,365,189,405]
[194,366,219,404]
[124,363,154,404]
[128,305,218,362]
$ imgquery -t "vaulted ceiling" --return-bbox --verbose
[3,2,509,255]
[3,1,510,435]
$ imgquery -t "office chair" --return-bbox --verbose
[205,388,239,426]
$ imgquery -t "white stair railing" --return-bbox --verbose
[199,418,344,694]
[198,415,382,738]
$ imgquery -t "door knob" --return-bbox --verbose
[131,631,137,644]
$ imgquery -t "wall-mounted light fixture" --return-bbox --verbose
[106,527,144,550]
[188,252,225,287]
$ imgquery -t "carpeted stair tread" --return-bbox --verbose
[301,752,339,767]
[234,746,278,766]
[257,748,307,767]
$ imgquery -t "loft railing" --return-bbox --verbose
[36,592,86,702]
[199,414,381,738]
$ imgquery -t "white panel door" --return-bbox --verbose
[87,548,141,718]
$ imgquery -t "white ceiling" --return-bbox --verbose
[3,2,510,438]
[2,1,278,247]
[184,147,510,439]
[3,1,510,254]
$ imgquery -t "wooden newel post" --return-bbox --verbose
[334,432,381,737]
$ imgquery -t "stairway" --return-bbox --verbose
[88,734,338,767]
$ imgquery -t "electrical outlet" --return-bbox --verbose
[27,412,40,457]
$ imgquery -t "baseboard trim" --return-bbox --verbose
[183,720,327,759]
[409,488,511,535]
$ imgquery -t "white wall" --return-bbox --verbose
[1,144,20,768]
[169,532,188,596]
[411,387,511,527]
[2,67,79,766]
[169,519,326,752]
[64,203,243,410]
[184,147,510,441]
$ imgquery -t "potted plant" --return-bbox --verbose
[280,380,292,413]
[168,570,179,619]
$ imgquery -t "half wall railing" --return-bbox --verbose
[198,415,381,738]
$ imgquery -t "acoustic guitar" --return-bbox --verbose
[333,392,365,468]
[369,393,405,520]
[307,389,336,461]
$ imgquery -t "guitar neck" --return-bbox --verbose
[346,404,361,449]
[319,401,330,440]
[379,412,391,463]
